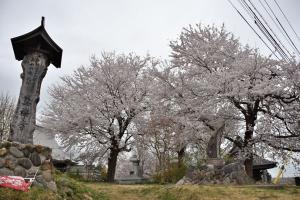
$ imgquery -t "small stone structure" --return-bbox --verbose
[116,155,148,184]
[0,141,56,191]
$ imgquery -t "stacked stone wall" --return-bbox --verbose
[0,141,56,191]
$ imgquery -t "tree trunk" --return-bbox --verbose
[244,115,255,178]
[107,148,119,182]
[177,147,185,168]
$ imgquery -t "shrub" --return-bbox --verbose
[153,163,187,184]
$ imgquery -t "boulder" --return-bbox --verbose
[4,155,18,170]
[14,166,27,177]
[9,147,24,158]
[0,167,14,176]
[25,144,35,153]
[0,141,11,149]
[222,162,244,175]
[0,148,7,156]
[36,175,47,186]
[18,158,33,169]
[23,149,30,157]
[30,152,41,166]
[0,158,5,168]
[27,166,41,176]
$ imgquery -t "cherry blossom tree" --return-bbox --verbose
[169,23,300,177]
[0,93,15,141]
[42,52,156,182]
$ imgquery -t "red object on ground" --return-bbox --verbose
[0,176,32,192]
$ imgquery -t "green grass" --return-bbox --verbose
[0,173,299,200]
[0,172,107,200]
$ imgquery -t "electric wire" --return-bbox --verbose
[273,0,300,42]
[263,0,300,57]
[241,0,291,61]
[258,0,297,55]
[227,0,280,60]
[238,0,289,61]
[248,0,293,58]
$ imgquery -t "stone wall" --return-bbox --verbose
[176,162,254,185]
[0,141,56,191]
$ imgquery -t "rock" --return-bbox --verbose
[4,155,17,169]
[0,167,14,176]
[0,141,11,149]
[9,147,24,158]
[25,144,35,153]
[18,158,32,169]
[42,170,53,182]
[41,160,52,171]
[222,162,244,175]
[18,143,26,150]
[30,152,41,166]
[0,158,5,168]
[35,145,44,153]
[40,147,52,157]
[176,177,186,185]
[27,166,41,176]
[0,148,7,156]
[23,149,30,157]
[14,166,26,177]
[36,175,47,186]
[45,181,57,192]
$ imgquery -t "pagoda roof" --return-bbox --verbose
[11,17,62,68]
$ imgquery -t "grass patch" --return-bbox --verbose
[0,172,299,200]
[0,171,107,200]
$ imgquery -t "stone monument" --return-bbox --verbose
[9,17,62,144]
[116,155,148,184]
[206,120,225,168]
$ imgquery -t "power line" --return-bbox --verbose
[238,0,289,61]
[273,0,300,42]
[258,0,296,54]
[227,0,280,60]
[247,0,293,59]
[263,0,300,57]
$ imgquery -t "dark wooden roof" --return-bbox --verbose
[253,155,277,170]
[11,17,62,68]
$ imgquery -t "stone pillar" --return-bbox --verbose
[9,17,62,144]
[130,155,141,176]
[9,52,50,144]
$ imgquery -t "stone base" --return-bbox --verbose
[206,158,225,167]
[0,141,56,191]
[116,175,149,184]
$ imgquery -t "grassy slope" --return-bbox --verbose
[0,173,108,200]
[0,174,299,200]
[87,183,300,200]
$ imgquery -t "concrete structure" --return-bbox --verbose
[116,155,148,184]
[9,17,62,144]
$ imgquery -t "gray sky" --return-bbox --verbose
[0,0,299,176]
[1,0,299,105]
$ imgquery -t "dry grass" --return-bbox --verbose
[86,183,300,200]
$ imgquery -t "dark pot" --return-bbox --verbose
[295,177,300,186]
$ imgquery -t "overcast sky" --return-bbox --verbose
[1,0,300,175]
